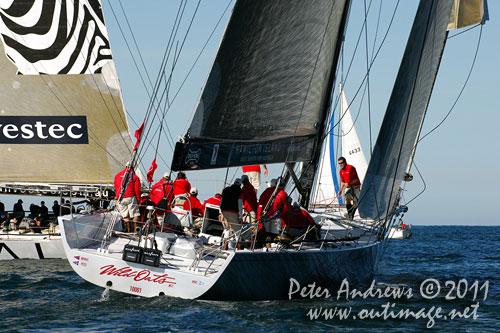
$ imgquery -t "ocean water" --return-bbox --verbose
[0,226,498,332]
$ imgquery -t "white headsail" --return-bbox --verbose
[312,85,367,207]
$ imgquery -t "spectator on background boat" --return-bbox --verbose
[242,164,268,193]
[39,201,49,219]
[1,215,19,229]
[13,199,25,222]
[60,199,71,215]
[337,156,361,220]
[29,203,40,219]
[240,175,258,223]
[52,200,61,217]
[114,162,141,233]
[220,178,243,235]
[30,216,44,234]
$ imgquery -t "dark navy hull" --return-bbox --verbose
[200,242,380,300]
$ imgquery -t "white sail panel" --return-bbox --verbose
[312,87,368,207]
[339,85,367,183]
[312,122,337,207]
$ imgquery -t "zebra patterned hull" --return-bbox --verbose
[0,235,65,260]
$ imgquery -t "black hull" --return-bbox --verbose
[200,243,380,301]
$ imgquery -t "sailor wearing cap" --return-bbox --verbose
[183,187,204,228]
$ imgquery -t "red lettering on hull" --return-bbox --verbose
[99,265,176,285]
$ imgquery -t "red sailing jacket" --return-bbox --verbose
[242,165,261,173]
[266,188,290,224]
[202,194,222,211]
[240,182,258,213]
[150,179,174,205]
[183,196,203,217]
[339,164,361,187]
[114,168,141,202]
[258,187,276,209]
[288,207,316,229]
[173,178,191,197]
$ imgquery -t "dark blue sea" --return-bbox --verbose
[1,226,498,332]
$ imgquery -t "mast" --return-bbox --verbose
[299,1,352,208]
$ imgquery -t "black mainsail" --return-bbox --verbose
[171,0,350,174]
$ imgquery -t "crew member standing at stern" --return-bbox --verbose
[337,156,361,220]
[114,162,142,232]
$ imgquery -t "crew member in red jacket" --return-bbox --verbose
[287,202,317,238]
[114,163,141,232]
[173,172,191,204]
[266,178,290,225]
[337,156,361,220]
[258,178,277,212]
[240,175,258,223]
[183,187,203,218]
[150,172,174,228]
[242,164,268,192]
[202,193,222,212]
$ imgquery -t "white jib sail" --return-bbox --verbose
[313,85,368,207]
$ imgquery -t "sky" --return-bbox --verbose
[1,0,498,226]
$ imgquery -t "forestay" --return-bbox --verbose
[172,0,350,171]
[0,0,133,184]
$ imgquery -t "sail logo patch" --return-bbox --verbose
[185,148,201,165]
[210,144,219,165]
[0,116,88,144]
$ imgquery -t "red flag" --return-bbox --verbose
[134,120,145,151]
[147,158,157,183]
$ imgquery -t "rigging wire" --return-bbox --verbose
[402,161,426,206]
[125,0,232,177]
[401,23,484,207]
[324,0,400,141]
[107,0,189,173]
[418,24,483,143]
[106,1,172,171]
[136,0,191,164]
[310,0,398,207]
[363,0,373,157]
[380,3,439,223]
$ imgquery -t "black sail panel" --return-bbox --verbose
[358,0,454,220]
[172,0,350,171]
